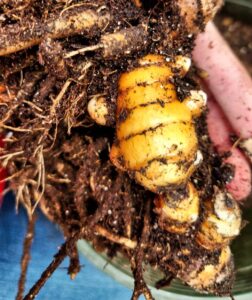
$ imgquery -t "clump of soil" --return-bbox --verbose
[0,1,240,300]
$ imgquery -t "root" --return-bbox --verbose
[65,25,148,59]
[31,145,45,214]
[95,225,137,249]
[64,44,103,59]
[67,244,81,280]
[16,214,36,300]
[101,24,148,59]
[22,100,43,112]
[0,53,36,78]
[0,8,111,56]
[1,125,32,132]
[123,190,133,238]
[23,232,81,300]
[16,184,33,217]
[36,79,72,149]
[50,79,72,119]
[21,222,137,300]
[131,199,153,300]
[0,150,24,167]
[0,72,43,125]
[33,75,56,104]
[65,90,87,134]
[0,169,23,184]
[38,38,68,80]
[64,61,93,133]
[46,174,71,184]
[39,61,93,148]
[155,275,174,289]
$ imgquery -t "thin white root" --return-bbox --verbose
[64,44,103,59]
[31,145,45,214]
[95,225,137,249]
[0,150,24,167]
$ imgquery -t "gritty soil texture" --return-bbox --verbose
[0,1,248,300]
[215,14,252,76]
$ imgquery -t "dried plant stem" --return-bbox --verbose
[0,9,111,56]
[16,214,36,300]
